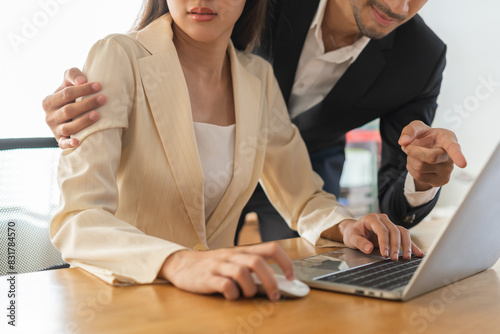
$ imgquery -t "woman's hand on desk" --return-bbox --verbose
[321,213,425,261]
[158,242,294,302]
[42,68,104,149]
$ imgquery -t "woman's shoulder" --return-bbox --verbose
[88,33,150,60]
[233,48,275,80]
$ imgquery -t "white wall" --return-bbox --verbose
[420,1,500,208]
[1,0,498,210]
[0,0,142,138]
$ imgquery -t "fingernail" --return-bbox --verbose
[392,251,399,261]
[401,146,407,153]
[407,251,412,259]
[363,244,372,253]
[70,139,77,147]
[75,76,86,84]
[400,135,411,144]
[89,112,99,121]
[92,82,101,91]
[96,95,105,105]
[272,291,281,302]
[385,248,390,257]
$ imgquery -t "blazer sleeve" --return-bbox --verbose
[378,46,447,228]
[258,66,353,247]
[50,37,187,285]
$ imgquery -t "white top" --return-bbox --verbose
[289,0,437,207]
[193,122,236,221]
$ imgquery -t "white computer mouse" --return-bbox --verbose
[251,273,310,298]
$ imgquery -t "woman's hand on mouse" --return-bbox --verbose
[158,242,294,301]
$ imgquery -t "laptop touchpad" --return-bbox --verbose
[273,248,386,281]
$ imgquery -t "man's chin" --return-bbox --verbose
[358,23,396,39]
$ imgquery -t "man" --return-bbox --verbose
[43,0,466,244]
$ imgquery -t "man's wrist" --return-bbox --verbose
[413,179,433,192]
[404,173,440,207]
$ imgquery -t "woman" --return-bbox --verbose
[51,0,422,302]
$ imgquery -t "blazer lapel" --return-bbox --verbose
[205,44,262,240]
[134,15,206,243]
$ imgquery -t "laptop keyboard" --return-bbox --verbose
[316,256,423,291]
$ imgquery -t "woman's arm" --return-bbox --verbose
[51,36,295,300]
[50,36,188,285]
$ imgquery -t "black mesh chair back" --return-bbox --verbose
[0,138,68,275]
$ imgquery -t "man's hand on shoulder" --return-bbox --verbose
[399,120,467,191]
[42,68,105,149]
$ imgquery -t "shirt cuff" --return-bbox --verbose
[404,173,440,207]
[299,205,354,248]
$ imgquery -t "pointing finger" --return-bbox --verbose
[441,140,467,168]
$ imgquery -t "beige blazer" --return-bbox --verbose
[50,14,352,285]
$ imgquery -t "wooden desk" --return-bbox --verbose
[3,218,500,334]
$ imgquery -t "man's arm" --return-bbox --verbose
[378,47,465,228]
[42,68,104,148]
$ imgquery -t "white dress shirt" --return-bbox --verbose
[288,0,438,207]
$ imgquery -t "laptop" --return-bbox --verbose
[273,143,500,301]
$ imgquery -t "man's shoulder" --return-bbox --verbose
[388,15,445,54]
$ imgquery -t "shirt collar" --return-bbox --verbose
[310,0,371,63]
[311,0,329,48]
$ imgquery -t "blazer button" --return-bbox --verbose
[193,243,207,251]
[403,214,416,225]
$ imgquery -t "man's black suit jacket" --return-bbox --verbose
[254,0,447,227]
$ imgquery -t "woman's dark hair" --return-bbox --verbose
[132,0,268,51]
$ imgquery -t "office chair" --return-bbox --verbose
[0,137,69,276]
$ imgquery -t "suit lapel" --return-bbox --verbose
[270,1,393,130]
[292,40,391,132]
[135,15,206,243]
[327,40,390,111]
[272,0,320,103]
[205,44,262,240]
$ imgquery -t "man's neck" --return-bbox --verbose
[323,0,362,48]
